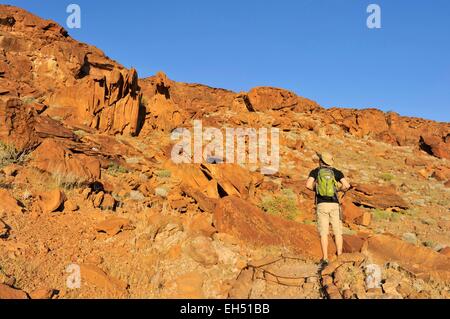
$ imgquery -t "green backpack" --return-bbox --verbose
[316,168,337,197]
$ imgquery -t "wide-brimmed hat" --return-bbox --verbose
[318,152,334,166]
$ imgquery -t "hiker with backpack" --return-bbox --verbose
[306,152,351,266]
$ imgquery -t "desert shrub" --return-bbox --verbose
[51,169,85,190]
[107,162,128,175]
[0,142,27,168]
[379,172,395,182]
[73,130,87,138]
[422,240,436,248]
[260,188,300,220]
[21,96,37,105]
[371,209,400,222]
[155,169,171,178]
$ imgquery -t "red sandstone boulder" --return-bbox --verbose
[95,217,134,236]
[31,139,101,185]
[342,235,365,253]
[367,234,450,283]
[341,196,364,223]
[213,196,330,260]
[0,189,22,214]
[38,189,66,213]
[348,184,409,210]
[420,135,450,160]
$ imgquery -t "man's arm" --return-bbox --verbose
[338,178,351,192]
[306,177,315,191]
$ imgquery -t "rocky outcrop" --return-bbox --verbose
[0,5,143,136]
[325,108,450,159]
[48,68,143,135]
[247,87,321,113]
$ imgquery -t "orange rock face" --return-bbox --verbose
[0,5,143,136]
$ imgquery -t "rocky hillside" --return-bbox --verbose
[0,5,449,299]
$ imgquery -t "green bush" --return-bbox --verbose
[260,188,300,221]
[372,209,400,222]
[379,173,395,182]
[73,130,87,138]
[21,96,37,105]
[107,162,128,176]
[155,169,172,178]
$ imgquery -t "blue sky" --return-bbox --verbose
[3,0,450,122]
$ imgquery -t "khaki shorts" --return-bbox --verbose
[316,202,342,238]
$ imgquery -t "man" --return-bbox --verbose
[306,152,351,266]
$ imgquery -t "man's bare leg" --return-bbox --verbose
[335,233,343,256]
[320,235,328,261]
